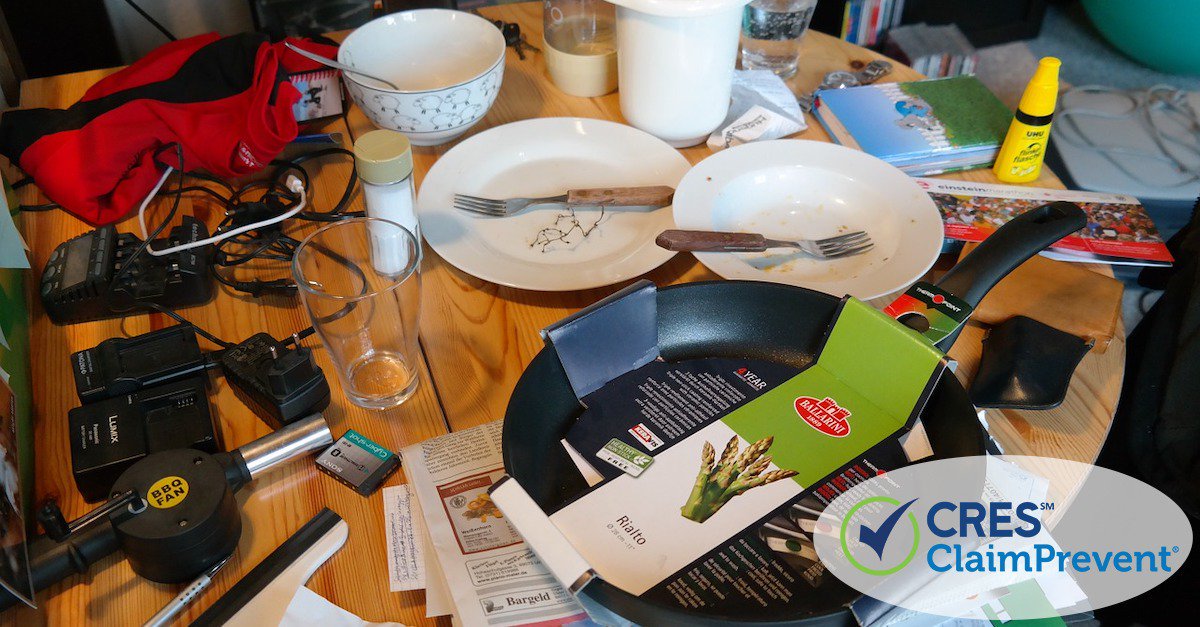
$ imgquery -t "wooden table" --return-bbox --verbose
[2,2,1123,624]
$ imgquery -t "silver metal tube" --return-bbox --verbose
[238,412,333,480]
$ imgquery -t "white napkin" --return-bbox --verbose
[707,70,807,151]
[282,586,408,627]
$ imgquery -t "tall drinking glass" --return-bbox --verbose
[740,0,817,78]
[292,218,421,409]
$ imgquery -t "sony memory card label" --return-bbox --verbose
[316,429,400,495]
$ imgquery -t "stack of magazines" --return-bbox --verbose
[920,178,1174,267]
[885,23,978,77]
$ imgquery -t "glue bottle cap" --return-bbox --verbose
[1018,57,1061,118]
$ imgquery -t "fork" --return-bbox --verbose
[655,229,874,259]
[454,185,675,217]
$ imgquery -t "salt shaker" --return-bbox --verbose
[353,130,418,275]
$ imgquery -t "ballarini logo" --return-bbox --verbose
[842,497,920,576]
[795,396,851,437]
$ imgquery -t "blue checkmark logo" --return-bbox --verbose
[840,497,921,576]
[860,498,918,559]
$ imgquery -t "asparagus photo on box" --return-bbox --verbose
[681,435,798,523]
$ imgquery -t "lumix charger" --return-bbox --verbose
[68,376,220,502]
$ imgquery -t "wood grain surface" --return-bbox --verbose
[2,2,1123,624]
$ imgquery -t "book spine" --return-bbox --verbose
[858,0,870,44]
[909,164,975,177]
[811,100,863,152]
[878,0,893,44]
[869,0,881,46]
[841,1,852,40]
[850,1,863,44]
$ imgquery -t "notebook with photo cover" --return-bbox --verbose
[813,76,1013,176]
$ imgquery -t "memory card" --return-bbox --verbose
[315,429,400,496]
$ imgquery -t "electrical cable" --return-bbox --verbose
[281,327,317,347]
[122,0,177,42]
[142,176,307,256]
[175,185,236,207]
[110,146,184,291]
[12,174,59,213]
[140,302,234,349]
[1056,85,1200,189]
[183,170,237,193]
[267,148,362,222]
[205,148,361,297]
[103,145,235,349]
[15,202,58,213]
[101,147,303,349]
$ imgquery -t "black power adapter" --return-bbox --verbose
[70,326,330,430]
[220,333,330,429]
[68,377,220,502]
[67,325,329,501]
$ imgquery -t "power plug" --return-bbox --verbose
[220,333,330,429]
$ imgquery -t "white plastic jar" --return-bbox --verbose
[608,0,752,147]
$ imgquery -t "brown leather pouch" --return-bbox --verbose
[958,243,1124,352]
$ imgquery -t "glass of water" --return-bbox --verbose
[293,217,421,409]
[740,0,818,78]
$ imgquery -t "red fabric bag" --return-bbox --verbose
[0,33,336,225]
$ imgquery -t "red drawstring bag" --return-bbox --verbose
[0,33,336,226]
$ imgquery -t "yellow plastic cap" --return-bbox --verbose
[354,130,413,185]
[1017,57,1061,118]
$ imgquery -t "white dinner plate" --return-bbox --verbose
[417,118,691,291]
[672,140,943,300]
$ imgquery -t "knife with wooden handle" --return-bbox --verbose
[566,186,675,207]
[655,230,773,252]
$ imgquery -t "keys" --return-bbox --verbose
[501,22,540,60]
[798,60,894,112]
[472,10,539,61]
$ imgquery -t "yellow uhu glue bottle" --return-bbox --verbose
[993,57,1061,183]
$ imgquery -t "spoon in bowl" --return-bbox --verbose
[284,42,401,91]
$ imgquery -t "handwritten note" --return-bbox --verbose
[382,484,426,591]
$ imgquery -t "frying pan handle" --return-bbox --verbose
[931,201,1086,351]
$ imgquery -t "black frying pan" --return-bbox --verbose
[502,202,1086,626]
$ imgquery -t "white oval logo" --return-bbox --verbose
[812,456,1192,619]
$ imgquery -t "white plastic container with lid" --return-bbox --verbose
[353,130,419,276]
[608,0,753,147]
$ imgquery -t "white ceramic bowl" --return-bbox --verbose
[339,9,506,146]
[673,140,944,300]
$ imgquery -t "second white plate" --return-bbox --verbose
[672,140,944,300]
[417,118,691,291]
